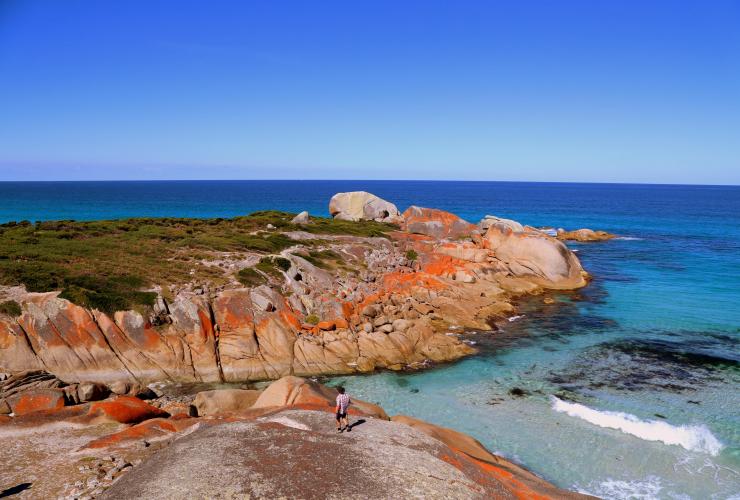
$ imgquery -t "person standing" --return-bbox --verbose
[335,386,351,432]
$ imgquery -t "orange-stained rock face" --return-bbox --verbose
[392,415,588,499]
[0,200,590,387]
[83,417,197,449]
[0,317,42,372]
[9,388,66,415]
[483,225,588,289]
[402,206,476,240]
[88,396,169,424]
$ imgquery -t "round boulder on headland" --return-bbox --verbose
[329,191,402,223]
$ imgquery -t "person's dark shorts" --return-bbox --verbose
[336,411,347,420]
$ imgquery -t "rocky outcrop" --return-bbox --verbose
[391,415,586,499]
[483,224,588,289]
[402,206,476,239]
[0,196,589,385]
[0,376,591,499]
[479,214,524,233]
[557,228,616,242]
[329,191,402,222]
[102,409,590,499]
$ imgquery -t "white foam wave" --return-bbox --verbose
[615,236,643,241]
[551,397,724,456]
[507,314,524,322]
[577,475,666,500]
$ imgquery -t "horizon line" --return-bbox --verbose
[0,178,738,187]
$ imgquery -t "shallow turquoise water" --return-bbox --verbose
[3,181,739,498]
[329,189,740,499]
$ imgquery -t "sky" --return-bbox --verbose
[0,0,738,184]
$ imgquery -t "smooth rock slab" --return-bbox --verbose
[102,410,500,499]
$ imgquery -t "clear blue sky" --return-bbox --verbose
[0,1,738,184]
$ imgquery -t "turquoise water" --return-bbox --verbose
[2,181,739,498]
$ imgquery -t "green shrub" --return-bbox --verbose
[0,211,391,312]
[236,268,266,287]
[255,256,291,277]
[301,249,343,269]
[305,313,320,324]
[0,300,22,317]
[58,274,157,314]
[406,249,418,261]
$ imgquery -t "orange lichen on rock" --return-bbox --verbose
[420,254,468,277]
[10,389,66,415]
[382,271,446,292]
[88,396,169,424]
[84,417,197,449]
[402,206,477,239]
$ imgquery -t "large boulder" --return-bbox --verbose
[479,215,524,233]
[88,396,169,424]
[483,225,587,289]
[252,376,389,420]
[193,389,262,416]
[402,206,476,240]
[77,382,110,402]
[329,191,401,223]
[8,388,66,415]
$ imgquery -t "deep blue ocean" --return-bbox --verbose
[2,180,738,499]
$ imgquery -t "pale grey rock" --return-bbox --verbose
[291,211,310,224]
[329,191,401,222]
[193,389,262,416]
[479,215,525,233]
[100,409,497,500]
[77,382,110,402]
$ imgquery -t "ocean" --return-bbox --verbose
[1,180,738,499]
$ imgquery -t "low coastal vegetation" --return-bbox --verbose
[0,299,22,317]
[0,212,394,313]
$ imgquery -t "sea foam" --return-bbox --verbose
[550,397,724,456]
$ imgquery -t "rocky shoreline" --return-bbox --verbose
[1,192,596,394]
[0,375,593,499]
[0,192,611,497]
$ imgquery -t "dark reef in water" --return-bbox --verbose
[548,333,739,395]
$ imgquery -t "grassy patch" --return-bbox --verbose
[0,213,391,312]
[254,256,292,278]
[406,249,418,261]
[236,268,266,287]
[305,313,320,324]
[300,249,343,269]
[248,210,396,238]
[0,300,22,317]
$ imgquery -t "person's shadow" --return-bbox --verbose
[346,419,366,431]
[0,482,32,498]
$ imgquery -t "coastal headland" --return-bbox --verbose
[0,191,598,387]
[0,191,608,498]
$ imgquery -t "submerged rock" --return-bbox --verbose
[556,228,616,242]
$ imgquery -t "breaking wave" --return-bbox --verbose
[550,397,724,456]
